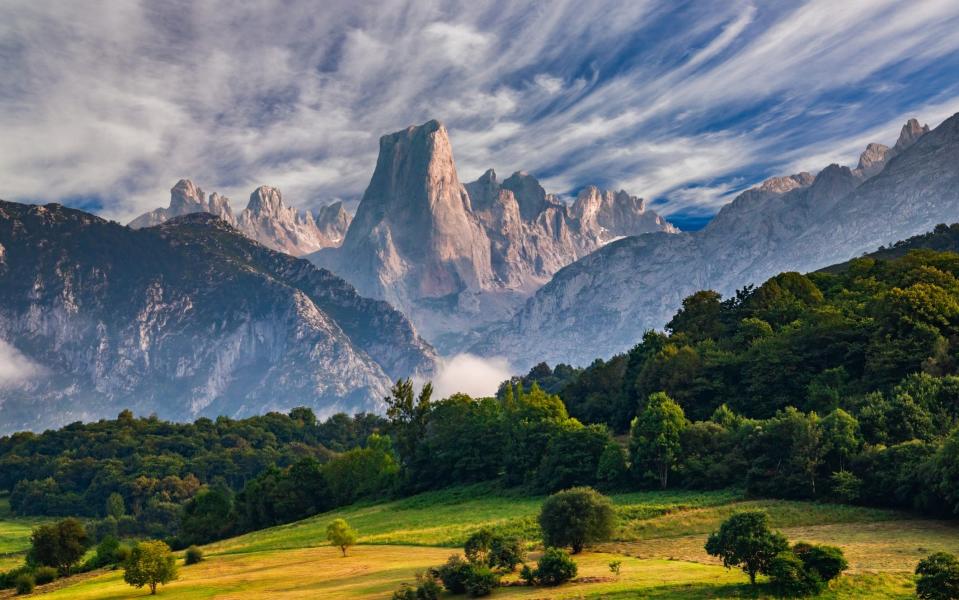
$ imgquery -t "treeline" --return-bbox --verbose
[0,408,385,535]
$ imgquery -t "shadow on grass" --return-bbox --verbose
[594,582,763,599]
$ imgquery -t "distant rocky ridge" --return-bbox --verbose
[0,201,434,433]
[474,116,957,370]
[309,120,677,347]
[130,179,351,256]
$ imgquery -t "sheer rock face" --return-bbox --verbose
[309,120,677,347]
[475,116,956,371]
[129,181,352,256]
[0,203,435,433]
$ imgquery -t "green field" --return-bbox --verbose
[0,495,51,572]
[6,485,959,598]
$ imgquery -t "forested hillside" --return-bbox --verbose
[4,226,959,551]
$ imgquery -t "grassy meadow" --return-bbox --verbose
[0,495,50,572]
[5,484,958,598]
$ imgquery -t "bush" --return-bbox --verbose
[14,574,34,595]
[87,536,121,569]
[437,555,471,594]
[768,551,823,597]
[534,547,578,586]
[916,552,959,600]
[463,529,524,571]
[538,487,615,553]
[464,564,499,597]
[519,564,535,585]
[791,542,847,582]
[184,546,204,565]
[392,570,441,600]
[32,566,57,585]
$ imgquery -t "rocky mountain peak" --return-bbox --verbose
[247,186,288,216]
[856,143,891,178]
[757,172,815,194]
[169,179,206,212]
[502,171,549,221]
[894,118,930,152]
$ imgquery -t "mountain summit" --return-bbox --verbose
[130,180,351,255]
[309,120,677,346]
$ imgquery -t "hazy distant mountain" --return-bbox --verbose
[309,120,676,348]
[130,179,351,256]
[474,116,959,370]
[0,202,434,433]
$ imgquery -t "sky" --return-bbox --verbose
[2,1,959,230]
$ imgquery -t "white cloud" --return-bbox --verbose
[0,340,43,387]
[1,0,958,223]
[428,353,512,399]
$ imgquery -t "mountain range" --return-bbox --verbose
[308,120,677,347]
[0,202,433,433]
[130,179,352,256]
[473,116,959,370]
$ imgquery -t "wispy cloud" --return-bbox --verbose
[0,339,43,386]
[1,0,958,223]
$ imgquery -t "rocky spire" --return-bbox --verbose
[894,118,930,153]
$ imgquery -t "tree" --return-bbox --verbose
[326,518,357,556]
[28,518,89,574]
[123,540,178,595]
[768,551,823,597]
[535,422,609,492]
[704,511,789,584]
[820,409,861,471]
[384,378,432,469]
[106,492,125,519]
[916,552,959,600]
[179,486,235,546]
[538,487,615,554]
[629,392,687,488]
[463,529,524,571]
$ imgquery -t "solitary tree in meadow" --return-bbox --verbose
[705,511,788,585]
[326,518,358,556]
[123,540,178,595]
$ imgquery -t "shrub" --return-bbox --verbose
[916,552,959,600]
[28,518,89,574]
[184,546,204,565]
[768,551,823,597]
[534,547,578,586]
[87,536,121,569]
[791,542,847,582]
[464,564,499,597]
[32,566,57,585]
[519,564,535,585]
[14,574,34,595]
[392,570,441,600]
[538,487,615,553]
[437,555,471,594]
[463,529,524,571]
[608,559,622,575]
[704,511,788,585]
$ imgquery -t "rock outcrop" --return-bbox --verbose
[309,120,677,347]
[130,181,351,256]
[475,115,954,370]
[0,201,434,433]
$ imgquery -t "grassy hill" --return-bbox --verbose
[14,485,959,599]
[0,495,50,572]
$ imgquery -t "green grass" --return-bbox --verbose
[0,495,50,571]
[7,485,956,599]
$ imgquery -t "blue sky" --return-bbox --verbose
[2,1,959,230]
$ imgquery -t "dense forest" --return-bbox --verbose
[4,225,959,548]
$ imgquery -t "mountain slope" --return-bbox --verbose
[309,120,677,347]
[130,179,351,256]
[475,115,957,370]
[0,202,434,433]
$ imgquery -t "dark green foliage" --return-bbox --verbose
[535,423,608,492]
[179,487,235,546]
[28,518,89,574]
[538,487,615,554]
[14,573,34,595]
[519,563,535,585]
[87,536,122,569]
[463,529,524,571]
[184,546,203,565]
[32,566,57,585]
[791,542,847,582]
[437,555,471,594]
[532,547,578,586]
[0,566,31,590]
[464,565,499,597]
[595,442,629,489]
[768,551,824,597]
[746,408,822,499]
[392,571,441,600]
[629,392,687,488]
[705,511,789,585]
[915,552,959,600]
